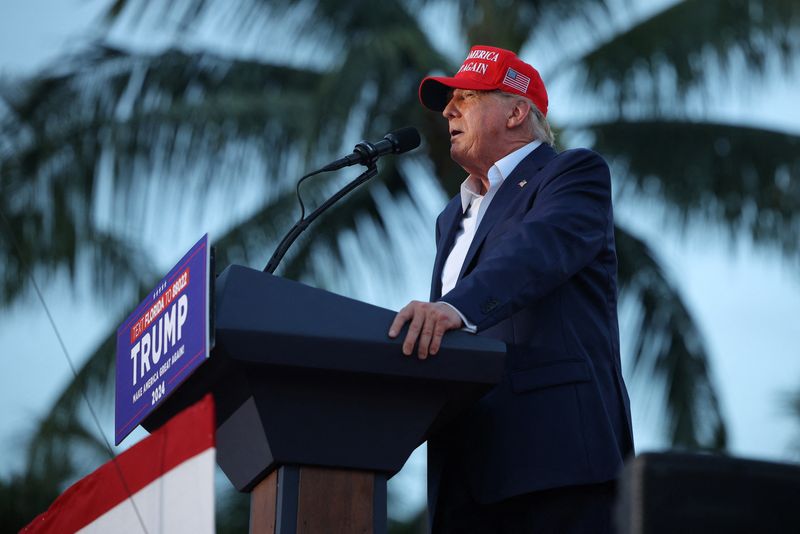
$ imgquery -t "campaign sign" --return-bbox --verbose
[115,234,211,445]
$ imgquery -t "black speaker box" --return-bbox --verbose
[616,452,800,534]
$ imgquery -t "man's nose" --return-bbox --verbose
[442,98,458,118]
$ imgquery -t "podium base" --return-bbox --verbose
[250,466,387,534]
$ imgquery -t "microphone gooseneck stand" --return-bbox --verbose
[263,162,378,274]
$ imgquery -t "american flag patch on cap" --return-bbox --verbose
[502,67,530,93]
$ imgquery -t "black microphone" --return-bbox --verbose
[319,127,421,172]
[263,127,420,273]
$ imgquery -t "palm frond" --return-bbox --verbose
[0,469,69,533]
[279,159,434,286]
[0,44,330,307]
[23,320,120,476]
[571,0,800,109]
[3,44,323,181]
[616,223,726,449]
[587,120,800,261]
[454,0,614,54]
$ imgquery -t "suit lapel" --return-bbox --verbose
[430,197,463,301]
[456,144,557,282]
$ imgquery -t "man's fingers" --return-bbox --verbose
[429,304,463,355]
[391,301,465,358]
[417,313,437,359]
[402,309,425,356]
[388,302,415,338]
[429,319,449,356]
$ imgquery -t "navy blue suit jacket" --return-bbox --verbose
[427,144,634,512]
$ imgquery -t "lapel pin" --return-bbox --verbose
[518,180,527,188]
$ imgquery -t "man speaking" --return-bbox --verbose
[389,45,634,533]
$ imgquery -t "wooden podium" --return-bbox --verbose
[143,265,505,533]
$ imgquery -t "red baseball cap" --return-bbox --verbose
[419,45,548,116]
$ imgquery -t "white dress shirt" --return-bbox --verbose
[440,140,542,330]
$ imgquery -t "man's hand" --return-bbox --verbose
[388,301,463,359]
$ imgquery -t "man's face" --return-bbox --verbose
[442,89,511,175]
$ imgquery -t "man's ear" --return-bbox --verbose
[507,99,532,129]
